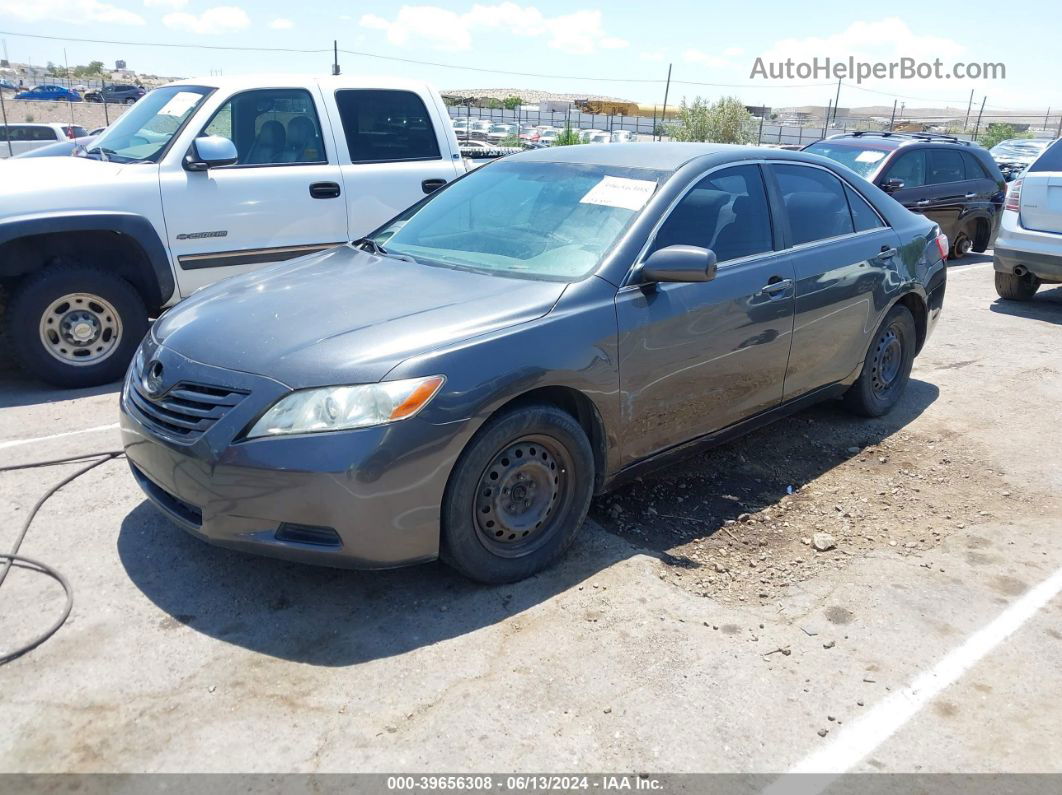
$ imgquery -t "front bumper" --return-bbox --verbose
[119,339,468,569]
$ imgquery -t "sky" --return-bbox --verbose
[0,0,1059,114]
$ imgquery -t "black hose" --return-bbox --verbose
[0,450,123,665]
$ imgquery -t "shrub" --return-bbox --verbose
[502,95,524,110]
[667,96,757,144]
[979,122,1033,150]
[552,127,583,146]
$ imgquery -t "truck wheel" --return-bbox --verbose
[843,304,916,418]
[994,271,1040,301]
[441,404,594,584]
[5,264,148,388]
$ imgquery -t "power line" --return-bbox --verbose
[0,28,832,89]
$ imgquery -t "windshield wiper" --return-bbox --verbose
[352,237,388,255]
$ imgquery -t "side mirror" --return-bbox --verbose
[183,135,238,172]
[881,177,905,194]
[640,245,718,283]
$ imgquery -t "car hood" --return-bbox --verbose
[153,245,568,388]
[0,156,132,193]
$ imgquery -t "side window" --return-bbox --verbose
[845,185,885,232]
[927,150,965,185]
[650,164,773,264]
[201,88,326,167]
[961,151,989,180]
[774,164,855,245]
[335,89,441,163]
[884,150,926,188]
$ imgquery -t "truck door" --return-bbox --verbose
[159,86,349,297]
[322,88,463,239]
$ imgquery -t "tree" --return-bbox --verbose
[667,96,757,144]
[502,95,523,110]
[553,127,583,146]
[73,61,105,77]
[979,122,1032,150]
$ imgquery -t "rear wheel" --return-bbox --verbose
[843,304,917,418]
[5,264,148,388]
[994,271,1040,301]
[124,97,136,105]
[441,404,594,583]
[950,225,974,259]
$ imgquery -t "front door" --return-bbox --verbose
[160,86,348,297]
[615,164,796,466]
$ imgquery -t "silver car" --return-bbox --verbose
[994,139,1062,300]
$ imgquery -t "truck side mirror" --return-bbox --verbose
[184,135,238,172]
[881,177,905,194]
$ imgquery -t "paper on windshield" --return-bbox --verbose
[855,150,886,164]
[158,91,202,119]
[580,176,657,211]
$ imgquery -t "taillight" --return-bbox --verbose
[1005,178,1022,212]
[934,231,949,261]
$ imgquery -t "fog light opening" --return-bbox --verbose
[275,523,342,547]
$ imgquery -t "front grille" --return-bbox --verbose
[129,462,203,528]
[129,379,248,441]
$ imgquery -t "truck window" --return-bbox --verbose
[334,89,441,164]
[202,88,327,166]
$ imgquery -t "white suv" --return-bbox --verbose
[994,138,1062,300]
[0,123,90,158]
[0,74,466,386]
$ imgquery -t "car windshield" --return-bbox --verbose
[370,160,667,282]
[991,138,1053,162]
[804,141,892,177]
[86,85,211,163]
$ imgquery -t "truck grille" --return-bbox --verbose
[129,380,247,441]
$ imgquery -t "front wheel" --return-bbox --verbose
[5,264,148,388]
[441,404,595,583]
[843,304,917,418]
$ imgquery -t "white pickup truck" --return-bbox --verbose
[0,74,467,387]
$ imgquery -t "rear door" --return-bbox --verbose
[770,162,902,400]
[160,86,349,296]
[615,163,796,465]
[322,88,462,239]
[1020,140,1062,234]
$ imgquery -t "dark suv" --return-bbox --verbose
[805,132,1005,258]
[84,84,146,105]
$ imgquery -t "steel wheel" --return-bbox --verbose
[952,230,973,258]
[38,292,123,367]
[869,324,903,398]
[473,433,575,558]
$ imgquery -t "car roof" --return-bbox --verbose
[818,132,981,151]
[167,73,435,94]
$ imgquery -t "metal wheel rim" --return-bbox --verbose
[954,233,972,258]
[38,292,123,367]
[870,325,903,397]
[473,433,575,558]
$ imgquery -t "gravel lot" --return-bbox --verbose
[2,253,1061,775]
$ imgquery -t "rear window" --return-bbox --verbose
[335,89,441,164]
[803,141,893,178]
[1029,139,1062,173]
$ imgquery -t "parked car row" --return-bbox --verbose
[450,117,639,146]
[1,83,146,103]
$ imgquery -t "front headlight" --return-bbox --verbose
[245,375,445,439]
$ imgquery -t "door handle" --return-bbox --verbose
[915,199,930,207]
[422,178,447,194]
[309,181,341,199]
[879,246,898,260]
[965,192,976,199]
[759,277,793,299]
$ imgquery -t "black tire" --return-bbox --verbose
[5,264,148,388]
[441,404,595,584]
[994,271,1040,301]
[125,98,136,105]
[843,304,917,418]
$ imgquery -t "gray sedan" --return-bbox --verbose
[120,144,947,583]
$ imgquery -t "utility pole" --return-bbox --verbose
[332,40,340,75]
[972,96,987,140]
[832,78,842,126]
[658,63,672,142]
[888,99,897,131]
[963,89,974,132]
[0,87,12,158]
[823,98,832,138]
[757,105,765,145]
[1045,107,1051,132]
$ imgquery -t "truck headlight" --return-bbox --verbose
[245,376,445,439]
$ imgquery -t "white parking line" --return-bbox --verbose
[949,262,993,275]
[0,422,120,451]
[764,562,1062,792]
